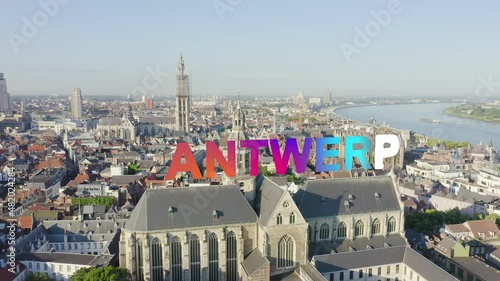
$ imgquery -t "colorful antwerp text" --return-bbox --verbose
[165,134,400,180]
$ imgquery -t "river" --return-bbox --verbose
[335,103,500,148]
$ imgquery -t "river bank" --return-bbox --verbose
[334,103,500,148]
[443,106,500,123]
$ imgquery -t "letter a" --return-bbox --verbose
[165,142,202,180]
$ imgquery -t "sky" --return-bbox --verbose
[1,0,500,97]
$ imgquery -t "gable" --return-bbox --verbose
[258,176,306,227]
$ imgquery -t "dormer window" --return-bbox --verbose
[348,194,354,202]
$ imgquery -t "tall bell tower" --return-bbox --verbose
[175,54,190,132]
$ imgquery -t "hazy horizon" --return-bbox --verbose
[1,0,500,97]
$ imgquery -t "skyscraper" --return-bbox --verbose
[0,73,12,116]
[324,91,332,103]
[144,96,153,109]
[175,54,190,132]
[71,87,83,119]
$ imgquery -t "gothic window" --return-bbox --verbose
[190,235,201,281]
[289,212,296,224]
[136,239,144,281]
[151,238,163,281]
[277,213,283,225]
[226,232,238,281]
[371,219,381,235]
[308,225,312,241]
[355,220,364,237]
[388,217,397,233]
[171,236,182,281]
[209,233,219,281]
[337,222,347,239]
[319,223,330,240]
[277,235,294,268]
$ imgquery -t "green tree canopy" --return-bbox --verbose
[71,196,115,208]
[71,266,130,281]
[405,208,472,232]
[27,273,53,281]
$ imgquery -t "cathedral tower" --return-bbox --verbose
[175,54,190,132]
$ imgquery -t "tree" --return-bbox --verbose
[259,165,274,177]
[71,196,115,208]
[27,273,53,281]
[71,266,130,281]
[127,164,141,175]
[405,208,471,232]
[477,213,500,226]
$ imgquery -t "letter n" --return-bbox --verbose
[205,141,235,178]
[165,142,202,180]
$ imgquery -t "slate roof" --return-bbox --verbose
[313,246,406,272]
[17,252,114,266]
[312,246,458,281]
[309,234,406,257]
[403,247,460,281]
[451,257,500,280]
[258,177,287,226]
[294,176,400,218]
[241,248,269,276]
[112,175,142,185]
[100,117,121,125]
[125,186,258,231]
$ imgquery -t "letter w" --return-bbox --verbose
[270,138,312,174]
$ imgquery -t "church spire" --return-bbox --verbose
[233,90,245,131]
[237,89,241,109]
[178,53,184,77]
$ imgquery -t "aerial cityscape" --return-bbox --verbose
[1,1,500,281]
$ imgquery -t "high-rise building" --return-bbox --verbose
[175,54,190,132]
[144,96,153,109]
[0,73,12,116]
[71,87,83,119]
[324,91,332,103]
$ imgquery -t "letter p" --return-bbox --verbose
[374,134,400,169]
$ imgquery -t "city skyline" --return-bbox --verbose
[1,0,499,97]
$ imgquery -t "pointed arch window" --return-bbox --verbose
[190,235,201,281]
[277,235,294,268]
[337,222,347,239]
[136,239,144,281]
[289,212,296,224]
[151,238,163,281]
[226,232,238,281]
[209,233,219,281]
[277,213,283,225]
[319,223,330,240]
[355,220,364,237]
[371,219,381,235]
[388,217,397,233]
[171,236,182,281]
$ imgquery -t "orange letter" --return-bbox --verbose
[165,142,202,180]
[205,141,236,178]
